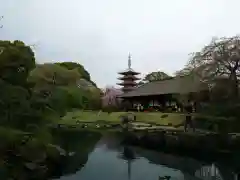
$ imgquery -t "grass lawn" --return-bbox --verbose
[60,110,185,127]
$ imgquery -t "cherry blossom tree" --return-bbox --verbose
[101,86,122,109]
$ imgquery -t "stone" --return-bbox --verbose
[159,176,171,180]
[96,124,100,128]
[48,144,66,156]
[24,162,38,170]
[119,113,136,124]
[68,152,75,156]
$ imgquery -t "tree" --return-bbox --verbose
[75,78,102,109]
[28,63,81,88]
[0,16,3,28]
[0,40,40,128]
[56,62,97,86]
[77,78,95,90]
[175,66,194,77]
[28,63,81,112]
[28,63,101,112]
[180,36,240,99]
[0,79,30,127]
[143,71,171,83]
[0,40,36,87]
[101,86,122,111]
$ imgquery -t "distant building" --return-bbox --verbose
[117,54,140,93]
[118,75,209,110]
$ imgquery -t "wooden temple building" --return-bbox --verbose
[117,55,210,111]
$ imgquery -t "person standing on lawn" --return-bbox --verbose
[137,104,140,112]
[184,100,195,132]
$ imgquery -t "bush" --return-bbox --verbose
[200,103,240,118]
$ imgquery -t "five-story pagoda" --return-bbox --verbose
[117,54,140,93]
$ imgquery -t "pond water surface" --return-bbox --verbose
[52,131,239,180]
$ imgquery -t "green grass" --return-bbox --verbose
[60,110,185,126]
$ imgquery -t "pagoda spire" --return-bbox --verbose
[128,53,131,69]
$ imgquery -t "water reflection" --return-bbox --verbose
[55,131,239,180]
[50,129,102,178]
[194,164,240,180]
[0,130,238,180]
[195,164,222,180]
[120,146,136,180]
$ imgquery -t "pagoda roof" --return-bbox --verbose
[118,75,140,80]
[118,75,208,98]
[121,86,136,91]
[117,81,138,86]
[118,68,140,75]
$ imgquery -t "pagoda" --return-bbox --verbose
[117,54,140,93]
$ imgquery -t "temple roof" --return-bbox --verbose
[117,81,138,86]
[118,68,140,75]
[121,86,136,92]
[118,75,140,80]
[118,75,208,98]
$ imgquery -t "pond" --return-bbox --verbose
[0,129,238,180]
[51,130,238,180]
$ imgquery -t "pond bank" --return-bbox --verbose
[0,127,102,180]
[1,126,238,180]
[53,122,240,161]
[122,130,240,157]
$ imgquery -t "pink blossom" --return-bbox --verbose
[101,86,122,107]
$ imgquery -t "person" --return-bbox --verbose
[137,104,140,112]
[184,100,195,132]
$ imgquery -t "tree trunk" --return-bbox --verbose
[230,71,239,100]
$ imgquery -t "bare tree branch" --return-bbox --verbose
[0,16,3,28]
[177,35,240,98]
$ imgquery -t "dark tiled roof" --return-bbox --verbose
[118,75,140,80]
[118,75,208,98]
[118,68,140,75]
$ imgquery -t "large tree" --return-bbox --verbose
[0,40,52,128]
[56,62,90,80]
[28,63,81,87]
[101,86,122,107]
[140,71,171,85]
[29,63,101,111]
[57,62,97,87]
[177,36,240,99]
[0,40,36,87]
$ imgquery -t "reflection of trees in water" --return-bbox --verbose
[195,164,223,180]
[195,164,240,180]
[96,133,123,151]
[133,147,238,180]
[234,174,240,180]
[49,130,102,178]
[0,130,101,179]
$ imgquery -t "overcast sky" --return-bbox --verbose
[0,0,239,87]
